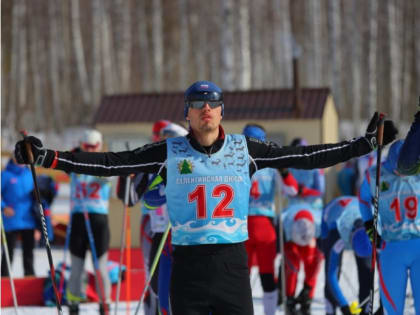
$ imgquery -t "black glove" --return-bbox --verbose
[14,136,53,167]
[364,219,382,248]
[340,305,353,315]
[365,112,398,149]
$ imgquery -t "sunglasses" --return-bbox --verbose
[187,100,223,109]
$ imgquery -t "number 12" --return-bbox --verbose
[188,184,234,219]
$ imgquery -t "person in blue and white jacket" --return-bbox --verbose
[66,130,112,315]
[242,124,298,315]
[321,196,372,315]
[1,157,36,277]
[359,139,420,315]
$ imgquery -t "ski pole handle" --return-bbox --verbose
[377,114,385,146]
[20,130,35,164]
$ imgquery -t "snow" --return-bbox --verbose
[1,248,416,314]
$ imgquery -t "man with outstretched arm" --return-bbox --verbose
[15,81,397,315]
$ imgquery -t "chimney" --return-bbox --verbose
[293,57,303,117]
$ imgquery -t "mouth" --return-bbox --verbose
[201,115,212,121]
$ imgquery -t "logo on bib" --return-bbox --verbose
[178,159,194,174]
[380,181,389,192]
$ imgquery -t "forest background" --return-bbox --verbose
[1,0,419,147]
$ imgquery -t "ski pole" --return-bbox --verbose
[368,114,385,315]
[125,196,132,315]
[82,210,109,315]
[20,131,63,315]
[114,143,132,315]
[58,210,73,302]
[278,211,287,309]
[1,218,19,315]
[134,222,171,315]
[124,146,132,315]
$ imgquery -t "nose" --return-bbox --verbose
[201,103,211,111]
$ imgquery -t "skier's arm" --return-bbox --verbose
[15,137,167,177]
[247,113,397,171]
[326,239,349,307]
[397,111,420,175]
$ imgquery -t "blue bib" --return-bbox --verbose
[248,168,278,217]
[367,166,420,241]
[166,135,251,245]
[336,202,363,249]
[70,174,111,215]
[322,197,359,234]
[288,168,324,210]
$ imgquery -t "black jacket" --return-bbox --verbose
[49,126,372,182]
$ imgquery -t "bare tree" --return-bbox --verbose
[249,0,263,88]
[343,0,362,135]
[237,0,251,89]
[29,10,45,131]
[388,0,403,122]
[366,0,378,117]
[71,0,91,106]
[272,0,292,87]
[178,0,189,87]
[91,0,103,106]
[48,0,63,131]
[151,0,164,91]
[116,0,132,92]
[327,0,342,111]
[6,0,22,133]
[101,0,118,94]
[401,0,414,118]
[136,0,152,91]
[306,1,323,85]
[220,0,235,90]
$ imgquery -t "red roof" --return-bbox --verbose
[94,88,331,124]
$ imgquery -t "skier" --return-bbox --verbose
[139,119,170,315]
[281,204,324,315]
[287,138,325,210]
[65,129,112,315]
[397,98,420,176]
[242,123,298,315]
[359,139,420,315]
[1,157,37,277]
[320,196,372,315]
[143,122,188,315]
[15,80,398,315]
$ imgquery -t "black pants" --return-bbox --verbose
[1,229,35,277]
[69,213,110,259]
[170,242,254,315]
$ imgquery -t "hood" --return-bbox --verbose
[5,158,26,175]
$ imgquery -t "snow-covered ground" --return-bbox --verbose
[1,247,416,314]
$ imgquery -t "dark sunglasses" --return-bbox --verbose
[187,100,223,109]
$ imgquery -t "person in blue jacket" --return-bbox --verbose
[397,99,420,176]
[321,196,372,315]
[359,139,420,315]
[288,138,325,210]
[1,157,36,276]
